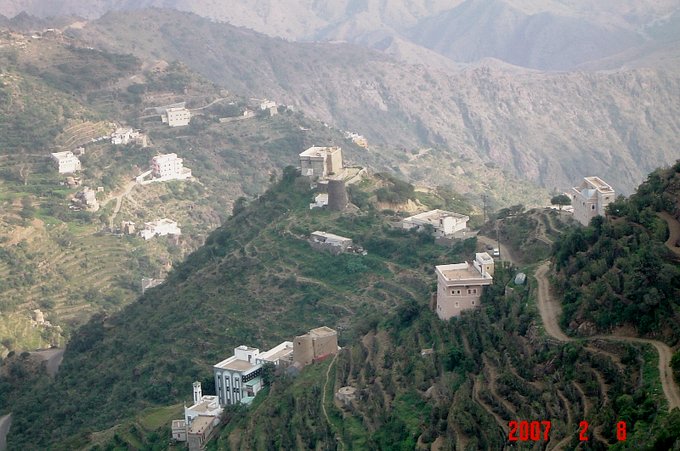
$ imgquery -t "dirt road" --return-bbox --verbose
[535,261,680,411]
[659,212,680,257]
[102,180,137,229]
[0,414,10,451]
[476,234,518,266]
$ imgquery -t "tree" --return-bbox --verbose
[551,194,571,210]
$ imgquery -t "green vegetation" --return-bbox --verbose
[553,163,680,340]
[4,171,477,447]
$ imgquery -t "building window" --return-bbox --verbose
[471,300,475,306]
[592,205,596,210]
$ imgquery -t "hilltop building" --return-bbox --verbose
[51,151,81,174]
[140,219,181,240]
[402,209,469,237]
[309,193,329,209]
[309,231,353,255]
[293,326,339,366]
[151,153,192,180]
[571,176,615,226]
[111,127,148,147]
[162,107,192,127]
[214,345,264,406]
[299,146,343,179]
[435,252,494,320]
[171,382,223,450]
[72,187,99,212]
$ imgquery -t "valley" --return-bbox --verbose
[0,2,678,449]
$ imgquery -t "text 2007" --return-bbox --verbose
[508,420,551,441]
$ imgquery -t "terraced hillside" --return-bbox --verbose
[0,28,372,354]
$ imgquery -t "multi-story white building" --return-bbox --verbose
[51,151,81,174]
[150,153,192,180]
[435,252,494,320]
[256,341,294,367]
[299,146,343,178]
[140,219,181,240]
[402,209,469,237]
[171,382,223,448]
[162,107,192,127]
[214,345,264,406]
[570,176,615,226]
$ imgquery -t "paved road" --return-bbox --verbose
[0,414,11,451]
[535,261,680,411]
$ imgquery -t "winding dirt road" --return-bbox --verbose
[534,261,680,411]
[659,212,680,257]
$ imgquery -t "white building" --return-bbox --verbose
[214,345,264,406]
[402,209,469,237]
[309,193,329,209]
[259,99,277,110]
[309,231,353,254]
[570,176,615,226]
[171,382,223,447]
[150,153,192,181]
[435,252,494,320]
[51,151,81,174]
[299,146,343,178]
[140,219,181,240]
[255,341,294,367]
[111,127,148,146]
[162,107,192,127]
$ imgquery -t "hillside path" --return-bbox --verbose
[322,353,344,449]
[102,180,137,229]
[476,234,518,266]
[659,212,680,257]
[535,261,680,412]
[0,414,10,451]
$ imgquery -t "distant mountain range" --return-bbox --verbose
[1,0,679,70]
[57,8,680,196]
[0,2,679,196]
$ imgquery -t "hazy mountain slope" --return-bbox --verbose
[407,0,645,70]
[69,9,680,195]
[1,0,678,71]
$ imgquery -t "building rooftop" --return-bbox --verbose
[299,146,341,157]
[311,231,351,243]
[257,341,293,362]
[187,396,220,414]
[309,326,337,337]
[51,151,76,159]
[187,415,213,435]
[404,209,469,222]
[172,419,186,429]
[583,176,614,192]
[214,355,260,372]
[475,252,494,265]
[436,262,492,282]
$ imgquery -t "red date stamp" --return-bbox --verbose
[508,420,551,441]
[508,420,628,442]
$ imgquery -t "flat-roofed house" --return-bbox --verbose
[402,209,469,237]
[162,107,192,127]
[140,219,181,240]
[435,252,494,320]
[214,346,264,406]
[571,176,615,226]
[299,146,343,178]
[51,151,81,174]
[293,326,339,366]
[309,231,353,254]
[256,341,294,367]
[150,153,192,180]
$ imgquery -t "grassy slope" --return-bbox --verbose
[6,171,478,447]
[0,31,362,353]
